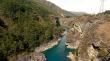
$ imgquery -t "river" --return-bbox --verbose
[43,32,74,61]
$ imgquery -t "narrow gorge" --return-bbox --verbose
[0,0,110,61]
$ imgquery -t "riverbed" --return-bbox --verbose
[43,35,75,61]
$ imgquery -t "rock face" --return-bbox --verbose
[66,26,81,49]
[63,15,110,61]
[67,52,77,61]
[87,45,99,61]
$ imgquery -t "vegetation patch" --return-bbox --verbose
[0,0,63,61]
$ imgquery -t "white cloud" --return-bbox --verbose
[47,0,110,14]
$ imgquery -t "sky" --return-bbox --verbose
[47,0,110,14]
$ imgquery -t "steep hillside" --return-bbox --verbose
[0,0,64,61]
[34,0,76,17]
[63,11,110,61]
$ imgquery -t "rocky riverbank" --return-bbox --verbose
[9,38,59,61]
[67,52,77,61]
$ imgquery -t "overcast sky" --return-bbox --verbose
[47,0,110,14]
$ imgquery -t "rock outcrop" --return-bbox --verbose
[63,15,110,61]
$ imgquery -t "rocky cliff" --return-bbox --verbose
[63,14,110,61]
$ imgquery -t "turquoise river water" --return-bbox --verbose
[43,35,75,61]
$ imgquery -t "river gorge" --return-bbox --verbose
[43,34,75,61]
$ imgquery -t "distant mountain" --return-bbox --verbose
[33,0,76,17]
[71,12,87,16]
